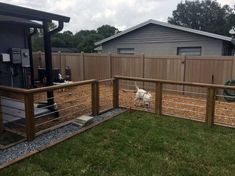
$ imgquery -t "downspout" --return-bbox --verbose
[49,21,64,35]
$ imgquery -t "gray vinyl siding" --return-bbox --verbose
[101,24,224,56]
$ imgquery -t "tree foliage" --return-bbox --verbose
[168,0,235,36]
[32,24,119,52]
[97,25,119,38]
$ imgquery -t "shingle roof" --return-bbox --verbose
[95,19,232,45]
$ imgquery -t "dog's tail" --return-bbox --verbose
[134,82,139,91]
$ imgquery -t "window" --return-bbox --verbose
[117,48,135,55]
[177,47,202,56]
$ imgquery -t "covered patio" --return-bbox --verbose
[0,2,70,140]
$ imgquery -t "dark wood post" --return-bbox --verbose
[38,51,43,68]
[91,81,99,115]
[25,93,35,141]
[206,87,216,126]
[58,51,64,77]
[155,82,163,115]
[0,97,3,133]
[43,20,55,107]
[28,28,37,88]
[113,77,119,108]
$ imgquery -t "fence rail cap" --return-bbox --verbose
[114,75,235,90]
[0,79,97,95]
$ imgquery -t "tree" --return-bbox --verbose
[52,30,75,48]
[32,22,58,51]
[97,25,120,38]
[32,29,44,51]
[73,25,119,52]
[168,0,235,36]
[32,23,120,52]
[74,30,103,52]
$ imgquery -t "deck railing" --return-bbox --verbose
[0,80,99,141]
[1,76,235,141]
[114,76,235,128]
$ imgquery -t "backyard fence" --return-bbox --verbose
[0,78,114,141]
[2,52,235,142]
[1,75,235,142]
[33,52,235,93]
[114,76,235,128]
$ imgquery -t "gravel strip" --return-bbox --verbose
[0,108,125,165]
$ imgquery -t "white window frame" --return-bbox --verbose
[177,47,202,56]
[117,48,135,55]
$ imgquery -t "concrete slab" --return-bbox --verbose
[73,115,94,126]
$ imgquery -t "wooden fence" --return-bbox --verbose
[33,52,235,92]
[114,76,235,128]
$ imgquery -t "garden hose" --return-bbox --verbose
[223,80,235,102]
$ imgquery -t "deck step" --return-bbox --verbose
[1,97,53,124]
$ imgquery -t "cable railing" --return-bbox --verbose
[0,91,26,137]
[0,79,98,141]
[118,80,156,113]
[162,86,207,122]
[215,93,235,127]
[1,76,235,142]
[98,79,113,113]
[115,75,235,128]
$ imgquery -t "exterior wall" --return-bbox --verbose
[0,23,28,53]
[101,24,225,56]
[0,23,28,87]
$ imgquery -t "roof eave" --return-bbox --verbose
[95,19,232,45]
[0,2,70,23]
[0,20,42,28]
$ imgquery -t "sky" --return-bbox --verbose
[1,0,234,33]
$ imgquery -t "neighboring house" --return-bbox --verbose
[94,46,102,53]
[95,19,235,56]
[0,2,69,89]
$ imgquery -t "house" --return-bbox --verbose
[0,2,70,121]
[0,15,43,88]
[0,3,70,140]
[95,19,235,56]
[0,2,70,88]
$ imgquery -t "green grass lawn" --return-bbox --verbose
[1,111,235,176]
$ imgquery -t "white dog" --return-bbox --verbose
[134,82,152,108]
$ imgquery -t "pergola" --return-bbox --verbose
[0,2,70,107]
